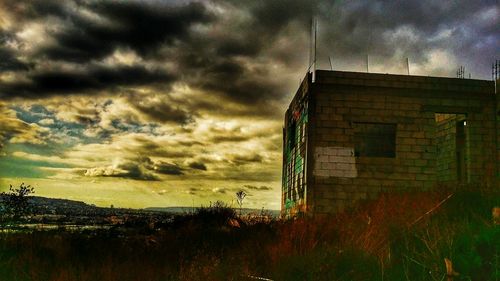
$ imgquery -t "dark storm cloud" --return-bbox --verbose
[0,32,30,71]
[1,0,497,105]
[132,98,193,125]
[191,63,283,104]
[173,0,317,105]
[1,65,175,99]
[215,38,261,57]
[1,0,69,20]
[0,48,30,71]
[247,0,317,35]
[1,0,300,115]
[37,1,214,62]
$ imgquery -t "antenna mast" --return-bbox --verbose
[493,59,499,94]
[308,16,318,81]
[308,18,313,72]
[456,65,466,79]
[313,17,317,81]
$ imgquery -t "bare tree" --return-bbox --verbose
[235,190,246,215]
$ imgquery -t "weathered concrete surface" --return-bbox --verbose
[282,70,498,216]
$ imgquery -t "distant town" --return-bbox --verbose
[0,194,280,232]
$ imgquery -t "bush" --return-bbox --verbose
[1,183,35,220]
[173,200,238,228]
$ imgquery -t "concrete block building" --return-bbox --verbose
[282,70,498,216]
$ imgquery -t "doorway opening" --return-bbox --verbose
[434,113,468,183]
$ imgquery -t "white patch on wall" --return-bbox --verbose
[314,147,357,178]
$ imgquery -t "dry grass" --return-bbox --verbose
[0,189,498,281]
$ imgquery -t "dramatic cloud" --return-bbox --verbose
[84,165,153,180]
[1,65,175,99]
[131,96,194,125]
[82,157,189,181]
[0,47,29,72]
[0,102,49,150]
[32,1,214,62]
[313,0,498,76]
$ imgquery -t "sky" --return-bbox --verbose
[0,0,498,209]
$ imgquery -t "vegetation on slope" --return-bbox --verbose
[0,189,498,281]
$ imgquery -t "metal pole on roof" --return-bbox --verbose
[493,62,495,81]
[329,56,333,70]
[313,17,317,80]
[308,18,313,73]
[406,57,410,75]
[366,55,369,73]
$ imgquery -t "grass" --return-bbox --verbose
[0,189,498,281]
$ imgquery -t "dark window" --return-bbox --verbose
[354,123,396,157]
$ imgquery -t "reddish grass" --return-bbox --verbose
[266,191,449,266]
[1,190,494,281]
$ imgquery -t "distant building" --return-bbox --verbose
[282,70,498,216]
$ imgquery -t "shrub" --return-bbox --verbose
[1,183,35,220]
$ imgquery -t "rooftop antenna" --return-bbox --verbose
[492,62,495,80]
[328,56,333,70]
[495,59,499,80]
[313,17,317,80]
[456,65,465,79]
[366,54,369,73]
[308,17,318,81]
[493,59,499,94]
[308,18,313,72]
[406,58,410,75]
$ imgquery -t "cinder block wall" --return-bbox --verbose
[302,70,497,215]
[435,114,459,182]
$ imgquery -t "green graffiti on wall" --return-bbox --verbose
[295,154,303,174]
